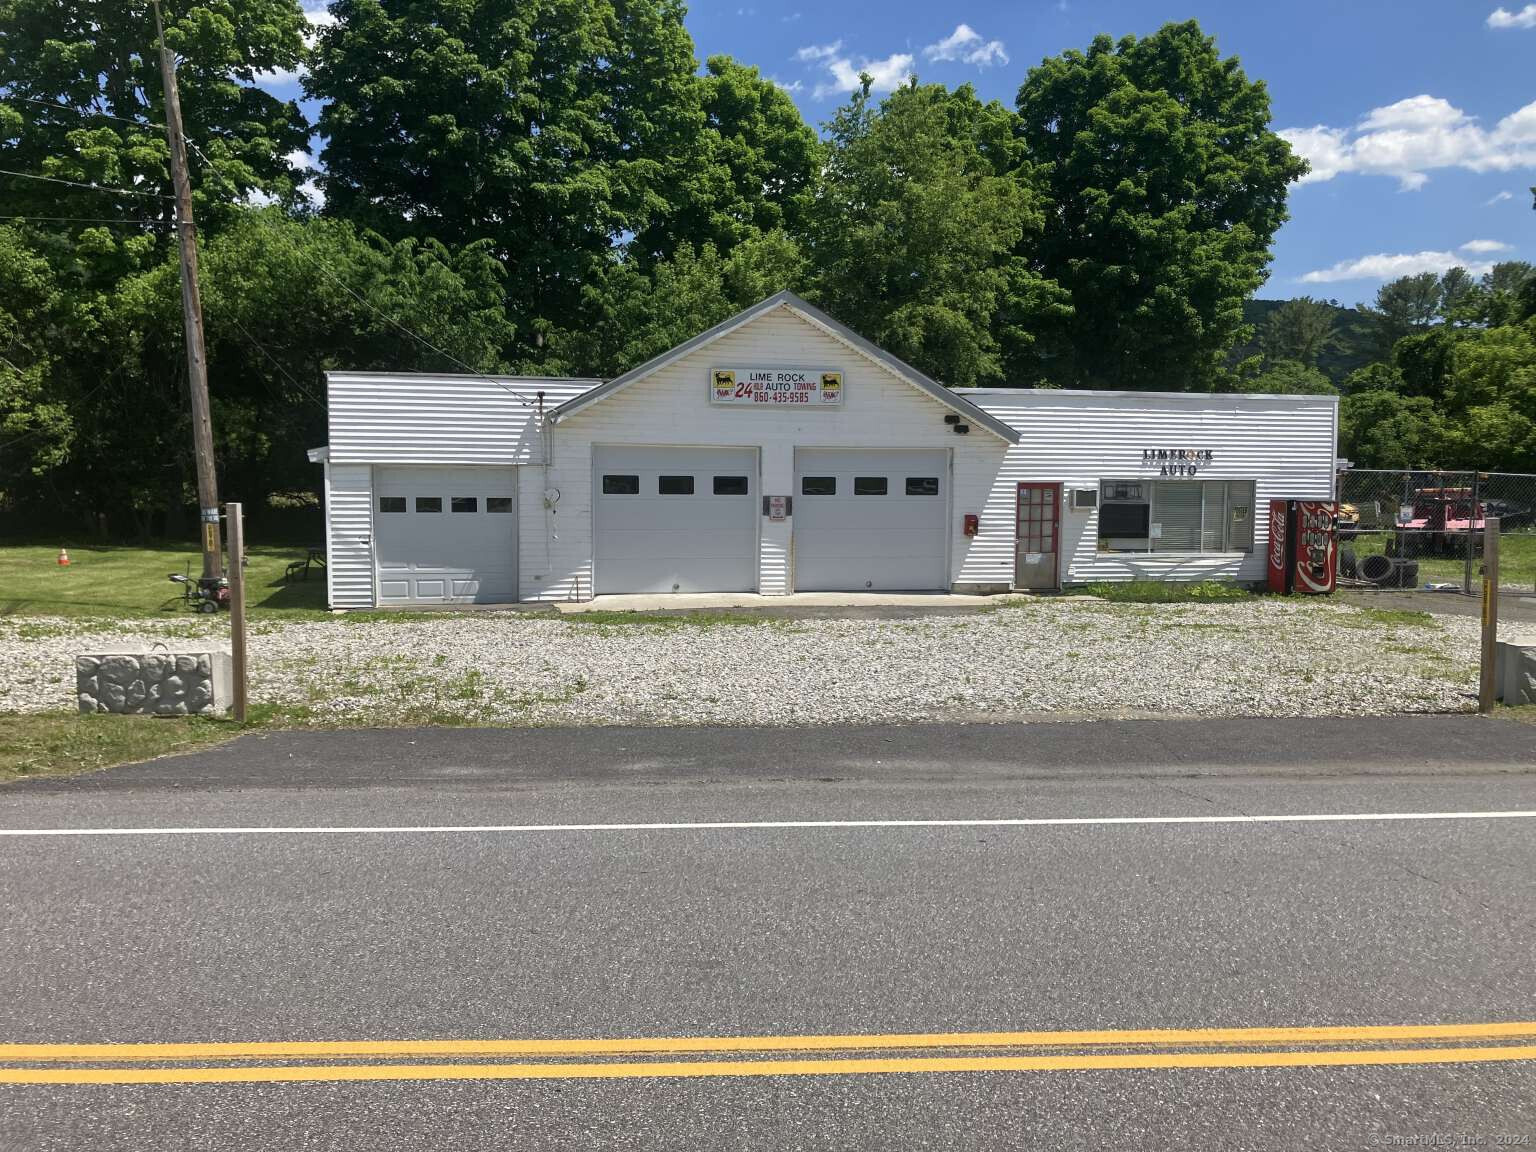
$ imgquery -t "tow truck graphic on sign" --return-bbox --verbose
[711,368,844,406]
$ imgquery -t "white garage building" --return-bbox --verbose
[312,291,1337,608]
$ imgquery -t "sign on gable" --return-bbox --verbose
[711,367,843,407]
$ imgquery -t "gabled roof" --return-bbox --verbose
[548,290,1021,444]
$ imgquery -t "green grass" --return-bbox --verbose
[0,543,329,619]
[1069,579,1252,604]
[0,712,241,782]
[1497,705,1536,726]
[1341,530,1536,589]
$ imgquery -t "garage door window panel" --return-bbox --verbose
[658,475,695,495]
[415,497,442,513]
[713,476,750,496]
[854,477,888,496]
[802,477,836,496]
[379,497,406,513]
[451,497,478,513]
[487,498,513,513]
[906,477,939,496]
[603,475,640,495]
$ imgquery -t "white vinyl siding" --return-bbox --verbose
[327,374,599,464]
[955,389,1337,586]
[531,305,1011,601]
[324,462,374,608]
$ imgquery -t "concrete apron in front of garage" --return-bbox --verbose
[339,590,1082,619]
[555,591,1044,617]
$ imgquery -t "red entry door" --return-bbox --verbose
[1016,483,1062,590]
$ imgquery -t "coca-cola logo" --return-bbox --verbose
[1269,506,1286,570]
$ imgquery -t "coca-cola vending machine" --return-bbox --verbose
[1267,499,1339,595]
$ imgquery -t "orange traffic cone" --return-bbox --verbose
[57,547,70,566]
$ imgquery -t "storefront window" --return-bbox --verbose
[1098,480,1254,553]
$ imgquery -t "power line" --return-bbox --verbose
[1,215,175,226]
[222,311,327,411]
[189,142,542,411]
[0,167,174,200]
[15,95,166,130]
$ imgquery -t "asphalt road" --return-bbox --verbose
[2,716,1535,1150]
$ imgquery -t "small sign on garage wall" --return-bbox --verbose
[711,368,843,407]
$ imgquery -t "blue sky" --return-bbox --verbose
[279,0,1536,305]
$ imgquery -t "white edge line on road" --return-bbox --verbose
[0,811,1534,838]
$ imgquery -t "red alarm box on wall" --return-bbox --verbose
[963,514,979,537]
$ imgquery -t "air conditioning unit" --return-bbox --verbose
[1070,488,1098,511]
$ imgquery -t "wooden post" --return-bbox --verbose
[1479,516,1500,714]
[153,0,222,582]
[226,502,248,722]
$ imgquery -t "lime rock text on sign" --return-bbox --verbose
[711,368,843,406]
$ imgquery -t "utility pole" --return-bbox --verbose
[153,0,222,582]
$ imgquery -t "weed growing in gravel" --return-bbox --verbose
[1347,607,1439,630]
[561,611,787,632]
[1071,580,1251,603]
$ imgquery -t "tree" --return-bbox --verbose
[807,80,1064,387]
[1339,390,1451,470]
[1259,297,1335,367]
[638,56,822,257]
[1437,266,1476,322]
[1233,360,1336,395]
[1363,272,1442,355]
[1013,21,1306,390]
[0,0,310,243]
[574,229,807,377]
[308,0,717,367]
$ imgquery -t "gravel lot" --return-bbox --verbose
[4,599,1531,725]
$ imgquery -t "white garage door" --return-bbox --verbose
[593,446,757,594]
[374,466,517,604]
[794,449,949,591]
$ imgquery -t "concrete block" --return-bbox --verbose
[1496,643,1536,706]
[75,648,232,716]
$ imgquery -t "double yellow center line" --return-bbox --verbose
[5,1022,1536,1085]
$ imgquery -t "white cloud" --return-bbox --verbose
[1300,250,1497,283]
[795,41,841,62]
[1487,4,1536,28]
[285,149,311,171]
[781,11,801,21]
[922,24,1009,67]
[1460,238,1512,253]
[254,66,304,90]
[798,42,915,99]
[1282,94,1536,190]
[297,179,324,208]
[1486,189,1515,204]
[770,77,803,94]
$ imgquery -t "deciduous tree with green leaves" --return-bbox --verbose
[1013,21,1306,390]
[807,78,1064,387]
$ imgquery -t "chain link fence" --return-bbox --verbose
[1336,469,1536,594]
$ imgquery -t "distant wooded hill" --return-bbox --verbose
[1236,299,1378,385]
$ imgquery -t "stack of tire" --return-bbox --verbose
[1355,550,1419,588]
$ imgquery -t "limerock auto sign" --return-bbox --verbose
[711,367,844,407]
[1143,448,1214,477]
